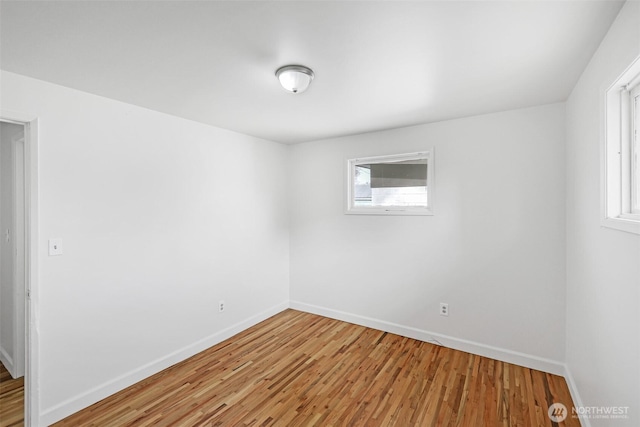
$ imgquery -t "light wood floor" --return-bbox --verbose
[55,309,579,426]
[0,360,24,427]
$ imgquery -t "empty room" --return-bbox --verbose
[0,1,639,426]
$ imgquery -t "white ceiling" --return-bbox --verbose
[0,1,624,144]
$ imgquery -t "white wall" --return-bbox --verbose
[0,121,23,376]
[289,103,567,368]
[565,1,640,426]
[0,71,290,425]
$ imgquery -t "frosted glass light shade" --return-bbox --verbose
[276,65,314,94]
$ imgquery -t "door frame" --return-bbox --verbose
[1,109,39,427]
[11,126,26,380]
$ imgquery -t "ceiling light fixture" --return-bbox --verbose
[275,65,314,94]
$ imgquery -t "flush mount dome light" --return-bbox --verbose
[275,65,314,94]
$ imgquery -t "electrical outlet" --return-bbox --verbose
[219,300,225,313]
[439,302,449,317]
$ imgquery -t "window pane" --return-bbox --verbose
[370,162,427,188]
[354,160,427,207]
[372,186,427,207]
[633,89,640,212]
[354,165,372,206]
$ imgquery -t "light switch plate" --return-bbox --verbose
[48,239,63,256]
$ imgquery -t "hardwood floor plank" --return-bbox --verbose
[0,361,24,427]
[51,310,580,426]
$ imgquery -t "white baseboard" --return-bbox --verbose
[563,364,592,427]
[294,301,594,424]
[289,300,566,376]
[39,301,289,427]
[38,300,578,427]
[0,346,17,378]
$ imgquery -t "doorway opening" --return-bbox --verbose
[0,115,38,427]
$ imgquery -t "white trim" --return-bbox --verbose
[618,212,640,221]
[0,110,37,125]
[39,301,289,426]
[289,300,565,376]
[11,131,26,379]
[631,84,640,213]
[562,365,592,427]
[0,347,16,377]
[24,118,39,427]
[345,150,435,216]
[601,216,640,234]
[1,109,39,427]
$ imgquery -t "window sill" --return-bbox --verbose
[601,216,640,235]
[346,207,434,216]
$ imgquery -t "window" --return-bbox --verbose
[631,83,640,214]
[346,150,434,215]
[603,55,640,234]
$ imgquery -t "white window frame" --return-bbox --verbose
[602,55,640,234]
[346,150,434,216]
[630,83,640,215]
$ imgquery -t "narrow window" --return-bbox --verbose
[631,82,640,214]
[602,55,640,234]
